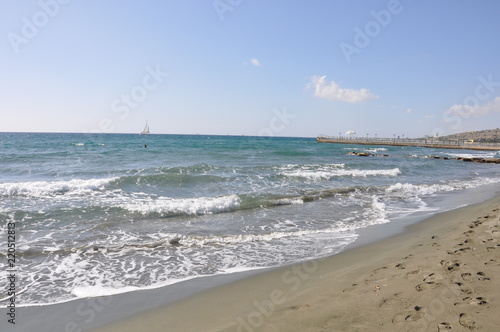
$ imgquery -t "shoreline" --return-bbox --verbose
[93,192,500,331]
[3,190,499,331]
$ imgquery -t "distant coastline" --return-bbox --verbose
[437,128,500,143]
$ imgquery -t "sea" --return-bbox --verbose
[0,132,499,307]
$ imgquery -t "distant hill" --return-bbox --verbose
[437,128,500,143]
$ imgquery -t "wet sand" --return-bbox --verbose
[87,195,500,331]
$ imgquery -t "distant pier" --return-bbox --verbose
[317,135,500,151]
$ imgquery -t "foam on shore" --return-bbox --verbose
[4,193,500,332]
[90,194,500,331]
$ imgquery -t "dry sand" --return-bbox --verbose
[91,196,500,332]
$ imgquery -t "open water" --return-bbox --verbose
[0,133,499,306]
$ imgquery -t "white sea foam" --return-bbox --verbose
[367,196,389,223]
[386,182,452,197]
[364,147,388,153]
[0,177,118,197]
[446,151,500,159]
[386,177,500,198]
[274,197,304,205]
[281,167,401,180]
[171,229,328,246]
[123,194,241,216]
[15,223,360,307]
[278,163,345,171]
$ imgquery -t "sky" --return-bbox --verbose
[1,0,500,138]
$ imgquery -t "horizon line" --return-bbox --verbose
[0,131,317,139]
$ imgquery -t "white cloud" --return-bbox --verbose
[249,58,261,66]
[445,97,500,119]
[306,75,379,103]
[345,130,356,136]
[406,108,413,113]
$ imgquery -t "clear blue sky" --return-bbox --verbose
[1,0,499,138]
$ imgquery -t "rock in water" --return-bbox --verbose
[169,237,181,246]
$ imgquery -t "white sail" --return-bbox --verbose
[140,121,150,135]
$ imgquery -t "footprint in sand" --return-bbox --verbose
[484,258,497,265]
[455,282,474,295]
[373,266,388,273]
[455,240,471,248]
[342,283,358,293]
[465,296,488,306]
[461,272,473,282]
[486,245,499,252]
[476,272,490,281]
[453,246,474,254]
[454,301,468,308]
[459,313,476,330]
[405,306,428,322]
[393,306,436,326]
[405,269,421,281]
[480,237,495,244]
[415,282,440,291]
[379,293,402,308]
[468,221,482,229]
[392,306,428,323]
[441,259,461,272]
[463,230,475,238]
[423,272,443,283]
[438,322,452,331]
[395,263,406,269]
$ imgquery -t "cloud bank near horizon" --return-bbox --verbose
[445,96,500,119]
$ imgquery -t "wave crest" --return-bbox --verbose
[0,178,117,197]
[122,194,241,216]
[280,164,400,180]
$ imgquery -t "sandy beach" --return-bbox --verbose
[83,194,500,332]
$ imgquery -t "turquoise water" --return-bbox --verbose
[0,132,499,305]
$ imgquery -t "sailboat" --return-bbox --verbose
[140,121,150,135]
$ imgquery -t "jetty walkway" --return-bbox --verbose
[317,135,500,151]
